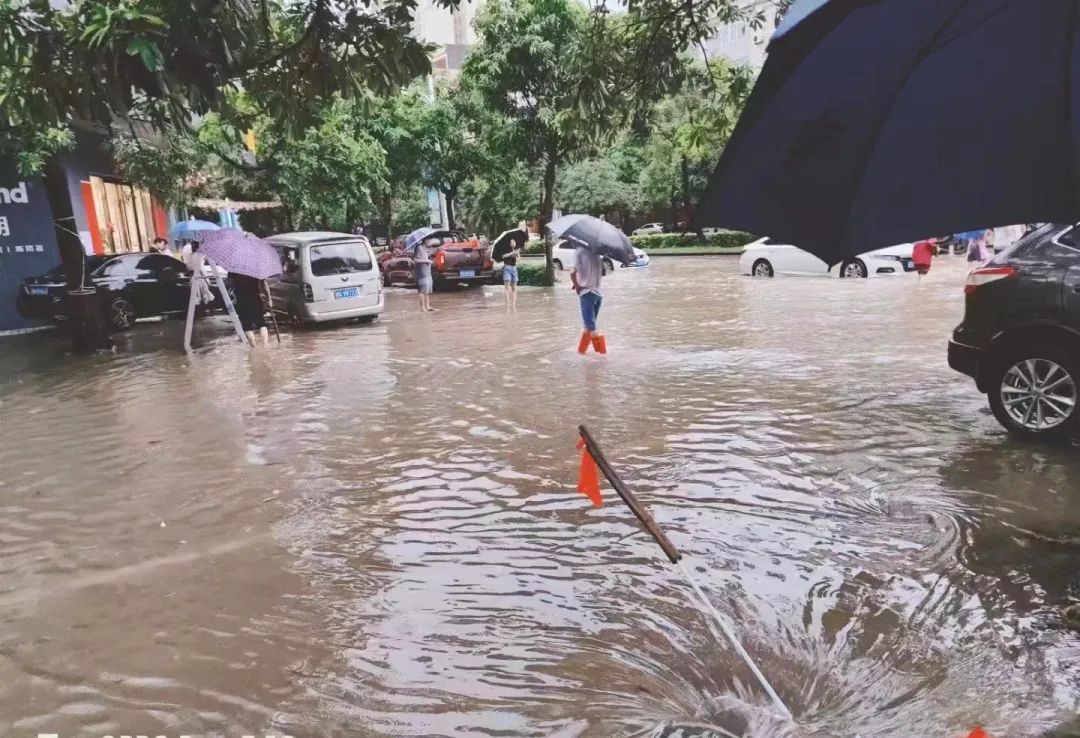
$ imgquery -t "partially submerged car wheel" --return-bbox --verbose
[988,345,1080,443]
[752,259,774,278]
[840,260,868,278]
[107,296,135,331]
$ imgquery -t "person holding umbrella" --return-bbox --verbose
[548,215,636,355]
[232,272,270,346]
[490,228,528,309]
[403,227,437,312]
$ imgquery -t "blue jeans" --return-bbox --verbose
[579,291,602,332]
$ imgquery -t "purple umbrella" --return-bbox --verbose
[198,228,282,279]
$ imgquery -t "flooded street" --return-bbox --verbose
[2,256,1079,738]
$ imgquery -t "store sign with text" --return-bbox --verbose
[0,168,60,332]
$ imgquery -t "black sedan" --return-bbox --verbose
[17,252,228,331]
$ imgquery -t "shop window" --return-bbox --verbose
[88,176,156,254]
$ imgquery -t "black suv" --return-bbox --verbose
[949,223,1080,442]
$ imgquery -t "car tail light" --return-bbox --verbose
[483,257,493,270]
[434,250,446,271]
[302,282,314,302]
[965,265,1017,295]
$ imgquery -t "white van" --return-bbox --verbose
[266,232,384,325]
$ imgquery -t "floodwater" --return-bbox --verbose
[1,256,1079,738]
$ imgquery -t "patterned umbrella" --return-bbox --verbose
[198,229,282,279]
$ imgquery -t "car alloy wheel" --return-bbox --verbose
[553,259,563,271]
[752,260,774,278]
[842,260,867,278]
[109,297,135,330]
[999,358,1077,432]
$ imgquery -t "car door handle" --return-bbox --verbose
[124,278,135,283]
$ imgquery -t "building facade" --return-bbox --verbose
[0,128,171,334]
[701,0,782,69]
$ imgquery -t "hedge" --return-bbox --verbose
[629,231,754,250]
[517,263,554,287]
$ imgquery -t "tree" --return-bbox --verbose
[417,84,484,231]
[1,0,451,352]
[638,60,753,229]
[557,157,642,220]
[462,0,606,277]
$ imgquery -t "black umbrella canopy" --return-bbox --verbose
[491,228,528,262]
[695,0,1080,266]
[548,215,636,265]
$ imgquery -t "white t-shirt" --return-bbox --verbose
[573,247,603,296]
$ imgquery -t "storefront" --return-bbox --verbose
[0,129,172,334]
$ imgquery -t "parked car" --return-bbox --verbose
[266,232,383,325]
[377,229,494,288]
[949,223,1080,442]
[739,237,916,278]
[16,252,230,331]
[551,241,648,271]
[632,222,666,236]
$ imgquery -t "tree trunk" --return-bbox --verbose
[382,194,393,235]
[539,153,558,281]
[444,189,457,231]
[43,161,112,353]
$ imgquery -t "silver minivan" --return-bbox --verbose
[266,232,384,325]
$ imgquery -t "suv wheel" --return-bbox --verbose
[107,296,135,331]
[988,346,1080,442]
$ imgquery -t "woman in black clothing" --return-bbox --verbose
[231,273,269,346]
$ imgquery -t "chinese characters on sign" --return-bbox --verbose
[0,171,63,332]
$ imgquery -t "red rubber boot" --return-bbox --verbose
[577,332,592,354]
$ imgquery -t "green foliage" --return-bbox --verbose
[629,231,752,250]
[111,133,218,207]
[637,59,754,212]
[269,98,389,229]
[0,0,453,173]
[516,263,554,287]
[558,157,642,216]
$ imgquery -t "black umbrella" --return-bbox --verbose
[491,228,528,262]
[695,0,1079,266]
[548,215,636,265]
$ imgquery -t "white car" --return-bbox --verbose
[552,241,649,271]
[739,237,916,278]
[633,222,666,236]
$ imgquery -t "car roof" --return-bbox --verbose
[268,231,371,246]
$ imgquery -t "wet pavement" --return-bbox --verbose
[1,256,1079,738]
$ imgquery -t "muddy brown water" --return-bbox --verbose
[1,257,1079,738]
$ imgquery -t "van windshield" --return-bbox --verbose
[309,241,372,276]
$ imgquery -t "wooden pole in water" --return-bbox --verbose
[577,425,793,720]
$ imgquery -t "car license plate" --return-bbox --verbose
[28,286,48,296]
[334,287,359,299]
[460,269,475,278]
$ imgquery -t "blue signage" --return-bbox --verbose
[0,166,61,333]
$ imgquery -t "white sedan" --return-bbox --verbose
[552,241,649,271]
[739,237,916,278]
[632,222,666,236]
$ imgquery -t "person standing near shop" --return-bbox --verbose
[231,272,270,346]
[570,246,606,354]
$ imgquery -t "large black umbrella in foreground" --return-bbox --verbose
[695,0,1079,265]
[491,228,528,262]
[548,215,636,265]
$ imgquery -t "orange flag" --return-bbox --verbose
[576,437,603,507]
[966,729,990,738]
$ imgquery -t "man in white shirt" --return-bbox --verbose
[570,245,606,354]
